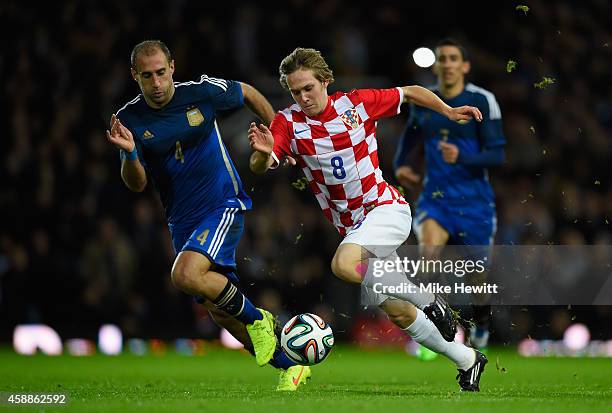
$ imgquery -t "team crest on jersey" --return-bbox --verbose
[143,130,154,139]
[340,108,362,130]
[186,108,204,126]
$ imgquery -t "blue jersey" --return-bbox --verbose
[396,83,505,203]
[116,75,252,233]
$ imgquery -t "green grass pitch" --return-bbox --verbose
[0,346,610,412]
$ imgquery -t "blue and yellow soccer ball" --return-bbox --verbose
[280,313,334,365]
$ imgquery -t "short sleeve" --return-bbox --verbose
[269,113,293,167]
[196,75,244,111]
[348,88,403,121]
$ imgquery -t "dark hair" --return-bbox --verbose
[130,40,172,69]
[435,38,469,61]
[279,48,334,90]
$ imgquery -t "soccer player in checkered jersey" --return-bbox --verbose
[106,40,310,391]
[394,39,506,356]
[249,48,487,391]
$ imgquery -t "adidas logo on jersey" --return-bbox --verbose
[143,130,154,139]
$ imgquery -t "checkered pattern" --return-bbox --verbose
[271,88,408,236]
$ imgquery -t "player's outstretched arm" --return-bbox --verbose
[248,122,275,174]
[106,114,147,192]
[401,85,483,123]
[241,83,276,125]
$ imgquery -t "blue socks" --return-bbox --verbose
[213,281,263,324]
[268,347,297,370]
[203,282,296,370]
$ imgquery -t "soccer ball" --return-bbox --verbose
[280,313,334,365]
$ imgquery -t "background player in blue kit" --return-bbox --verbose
[393,39,506,354]
[105,40,309,390]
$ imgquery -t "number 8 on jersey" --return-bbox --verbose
[331,156,346,180]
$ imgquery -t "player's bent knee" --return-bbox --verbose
[331,253,361,284]
[170,262,199,293]
[171,251,212,292]
[170,264,192,292]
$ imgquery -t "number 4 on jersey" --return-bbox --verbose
[197,229,209,245]
[175,141,185,164]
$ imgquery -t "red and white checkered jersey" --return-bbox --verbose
[271,88,408,236]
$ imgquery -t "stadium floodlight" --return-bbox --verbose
[413,47,436,68]
[99,324,123,355]
[563,323,591,351]
[13,324,63,355]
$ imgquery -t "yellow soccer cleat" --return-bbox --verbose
[246,308,277,366]
[276,365,312,391]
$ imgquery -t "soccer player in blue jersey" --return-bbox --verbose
[105,40,309,390]
[394,39,506,355]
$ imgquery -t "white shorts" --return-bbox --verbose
[340,203,412,258]
[340,203,413,307]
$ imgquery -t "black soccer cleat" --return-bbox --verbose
[456,350,488,392]
[423,294,457,342]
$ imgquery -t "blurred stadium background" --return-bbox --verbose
[1,0,611,354]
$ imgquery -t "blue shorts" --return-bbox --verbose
[171,207,244,283]
[413,198,497,246]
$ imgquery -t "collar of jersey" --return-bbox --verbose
[437,85,467,102]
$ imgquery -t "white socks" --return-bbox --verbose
[405,308,475,370]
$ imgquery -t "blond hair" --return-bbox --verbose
[279,48,334,90]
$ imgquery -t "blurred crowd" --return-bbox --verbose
[1,0,611,344]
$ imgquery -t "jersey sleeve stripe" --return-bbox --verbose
[116,95,141,115]
[395,87,404,115]
[206,76,228,88]
[175,75,229,92]
[269,152,281,169]
[201,75,228,91]
[466,83,501,120]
